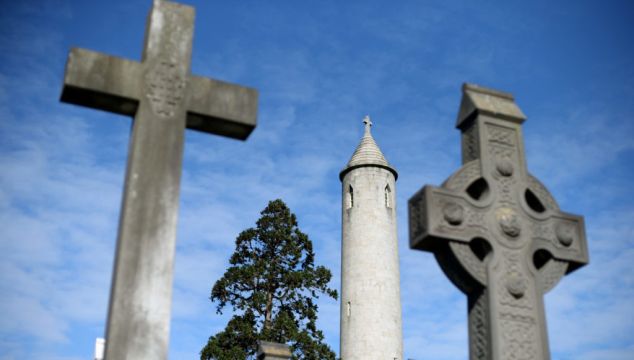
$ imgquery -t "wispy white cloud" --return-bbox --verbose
[1,1,633,359]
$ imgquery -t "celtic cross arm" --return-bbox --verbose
[530,210,588,273]
[409,185,489,251]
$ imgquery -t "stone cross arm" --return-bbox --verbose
[61,48,258,140]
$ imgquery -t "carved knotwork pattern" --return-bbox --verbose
[145,61,186,118]
[144,8,188,118]
[487,126,518,187]
[501,319,537,360]
[436,198,488,237]
[462,124,479,163]
[498,251,533,309]
[497,176,516,205]
[497,250,539,360]
[500,311,536,324]
[487,124,516,147]
[470,291,489,360]
[532,220,575,253]
[531,222,553,241]
[489,143,515,162]
[466,209,488,233]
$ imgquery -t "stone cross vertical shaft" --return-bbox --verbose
[60,1,258,359]
[408,84,588,360]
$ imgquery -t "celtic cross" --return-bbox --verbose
[408,84,588,360]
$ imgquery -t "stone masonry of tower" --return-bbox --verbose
[339,117,403,360]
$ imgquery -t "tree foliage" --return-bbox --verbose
[201,199,338,360]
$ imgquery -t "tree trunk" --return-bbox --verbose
[264,291,273,330]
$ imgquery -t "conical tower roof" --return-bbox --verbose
[339,116,398,180]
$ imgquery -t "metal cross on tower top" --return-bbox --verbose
[363,115,373,131]
[408,83,588,360]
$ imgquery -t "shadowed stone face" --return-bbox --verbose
[408,83,588,360]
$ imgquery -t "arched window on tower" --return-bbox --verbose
[385,185,391,208]
[347,185,354,209]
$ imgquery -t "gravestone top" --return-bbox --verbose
[409,83,588,360]
[257,341,292,360]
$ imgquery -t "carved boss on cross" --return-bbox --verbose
[409,84,588,360]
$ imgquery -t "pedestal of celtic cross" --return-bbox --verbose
[409,84,588,360]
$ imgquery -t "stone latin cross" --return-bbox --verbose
[408,84,588,360]
[60,1,258,359]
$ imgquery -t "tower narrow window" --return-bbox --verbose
[385,185,391,208]
[347,301,351,317]
[347,185,354,209]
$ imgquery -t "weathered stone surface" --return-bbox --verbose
[62,49,257,139]
[409,83,588,360]
[340,117,403,360]
[59,1,258,359]
[257,341,292,360]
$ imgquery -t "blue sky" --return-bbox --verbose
[1,0,633,359]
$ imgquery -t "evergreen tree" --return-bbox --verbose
[201,199,338,360]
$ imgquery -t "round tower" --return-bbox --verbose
[339,116,403,360]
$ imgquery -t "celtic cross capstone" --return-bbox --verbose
[60,1,258,359]
[408,84,588,360]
